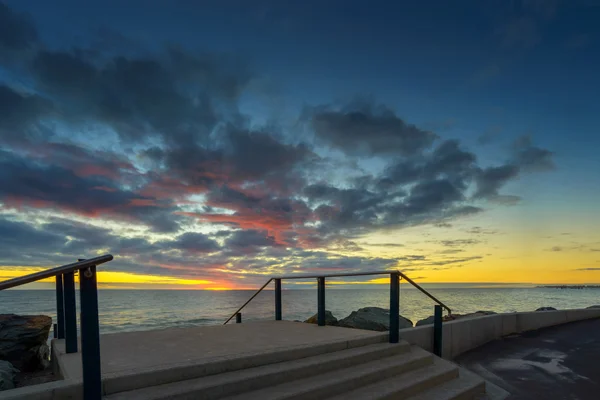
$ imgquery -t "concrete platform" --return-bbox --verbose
[52,320,387,394]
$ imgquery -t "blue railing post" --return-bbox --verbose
[433,305,443,357]
[79,264,102,400]
[389,272,400,343]
[63,271,78,353]
[55,275,65,339]
[274,278,282,321]
[236,313,242,323]
[317,277,326,326]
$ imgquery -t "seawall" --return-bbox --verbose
[398,308,600,359]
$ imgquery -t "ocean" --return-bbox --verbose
[2,286,599,335]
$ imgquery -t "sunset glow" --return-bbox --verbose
[1,0,599,290]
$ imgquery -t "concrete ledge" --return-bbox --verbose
[399,308,600,360]
[0,379,82,400]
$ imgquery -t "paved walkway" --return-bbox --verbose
[456,318,600,400]
[53,321,385,379]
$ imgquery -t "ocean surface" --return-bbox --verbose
[1,287,599,334]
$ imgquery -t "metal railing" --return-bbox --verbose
[0,254,114,400]
[223,270,451,353]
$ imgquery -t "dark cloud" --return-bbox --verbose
[0,217,66,264]
[381,140,476,189]
[0,85,53,137]
[465,226,499,235]
[168,232,220,253]
[224,229,279,255]
[513,135,555,172]
[474,164,520,199]
[0,2,38,52]
[438,239,481,247]
[0,150,180,232]
[309,101,437,156]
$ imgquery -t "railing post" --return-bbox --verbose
[433,305,443,357]
[63,271,78,353]
[236,313,242,323]
[317,277,326,326]
[389,272,400,343]
[55,275,65,339]
[79,264,102,400]
[274,278,282,321]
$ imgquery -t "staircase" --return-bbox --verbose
[104,339,502,400]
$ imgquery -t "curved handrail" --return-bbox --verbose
[0,255,114,291]
[223,270,451,325]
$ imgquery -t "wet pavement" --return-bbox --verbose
[456,318,600,400]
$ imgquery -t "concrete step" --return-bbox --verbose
[406,367,486,400]
[222,346,434,400]
[328,358,459,400]
[103,331,388,394]
[104,341,411,400]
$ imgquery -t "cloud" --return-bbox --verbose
[474,164,520,199]
[0,149,180,232]
[513,135,555,172]
[438,239,481,247]
[366,243,404,248]
[309,100,437,157]
[168,232,220,254]
[575,268,600,271]
[0,85,53,139]
[0,2,557,284]
[0,2,38,52]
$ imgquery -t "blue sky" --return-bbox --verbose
[1,0,599,287]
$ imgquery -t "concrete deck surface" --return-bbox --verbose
[53,321,385,380]
[456,318,600,400]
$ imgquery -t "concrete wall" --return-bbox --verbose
[398,308,600,360]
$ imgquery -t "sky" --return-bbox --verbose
[1,0,599,289]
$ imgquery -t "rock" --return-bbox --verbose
[0,314,52,372]
[338,307,413,331]
[0,360,19,391]
[304,311,338,326]
[587,305,600,309]
[415,316,436,326]
[535,307,557,311]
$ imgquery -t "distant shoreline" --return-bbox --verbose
[537,285,600,289]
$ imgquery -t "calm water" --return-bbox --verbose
[1,288,599,334]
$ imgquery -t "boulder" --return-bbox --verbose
[0,314,52,372]
[586,305,600,309]
[0,360,19,391]
[338,307,412,331]
[535,307,557,311]
[415,316,436,326]
[304,311,338,326]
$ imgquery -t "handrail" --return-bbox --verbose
[0,254,114,400]
[223,278,273,324]
[223,269,451,325]
[396,271,452,315]
[0,254,114,291]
